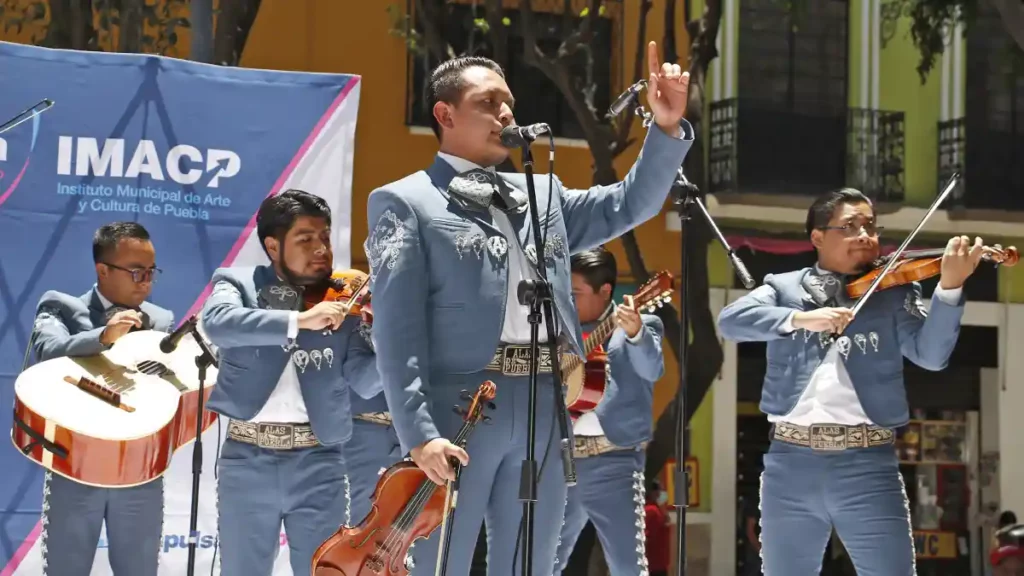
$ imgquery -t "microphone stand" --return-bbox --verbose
[0,99,53,135]
[184,320,218,576]
[619,94,754,576]
[512,136,576,576]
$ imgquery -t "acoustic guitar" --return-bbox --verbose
[11,327,218,488]
[562,271,673,421]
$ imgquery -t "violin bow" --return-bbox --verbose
[826,172,961,342]
[433,459,462,576]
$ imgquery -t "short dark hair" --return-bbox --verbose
[92,221,151,263]
[571,246,617,294]
[427,56,505,139]
[256,189,331,255]
[805,188,872,237]
[1001,511,1019,528]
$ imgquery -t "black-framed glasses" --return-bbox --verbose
[102,263,162,283]
[819,222,884,237]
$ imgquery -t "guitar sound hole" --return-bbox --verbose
[137,360,171,377]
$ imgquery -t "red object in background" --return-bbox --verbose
[645,502,670,572]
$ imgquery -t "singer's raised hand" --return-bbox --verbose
[645,41,690,137]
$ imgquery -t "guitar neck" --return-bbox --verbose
[583,315,618,356]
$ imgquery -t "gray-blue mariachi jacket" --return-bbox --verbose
[200,265,381,446]
[364,121,694,454]
[31,287,174,362]
[584,310,665,448]
[716,269,964,428]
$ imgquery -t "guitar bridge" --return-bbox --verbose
[63,375,134,412]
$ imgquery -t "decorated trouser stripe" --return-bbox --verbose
[759,441,916,575]
[39,471,163,576]
[555,447,649,576]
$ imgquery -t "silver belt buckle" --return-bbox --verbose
[809,424,847,451]
[501,346,532,376]
[257,423,295,450]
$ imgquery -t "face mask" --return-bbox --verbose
[657,492,668,505]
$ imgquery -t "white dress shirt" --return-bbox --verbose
[248,309,308,423]
[437,152,548,344]
[771,267,962,426]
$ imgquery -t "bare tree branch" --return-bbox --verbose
[213,0,262,66]
[612,0,653,157]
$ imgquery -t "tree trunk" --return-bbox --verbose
[191,0,214,62]
[43,0,96,50]
[118,0,143,53]
[213,0,262,66]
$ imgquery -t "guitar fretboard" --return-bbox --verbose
[562,313,617,373]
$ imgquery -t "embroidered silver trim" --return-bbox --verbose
[758,470,765,570]
[486,236,508,262]
[292,350,310,373]
[819,331,829,349]
[323,348,334,368]
[454,232,486,260]
[157,478,165,570]
[525,245,538,266]
[898,469,918,574]
[309,349,323,370]
[854,333,867,354]
[803,329,813,343]
[212,281,241,300]
[40,471,51,574]
[34,306,62,331]
[632,470,649,574]
[366,210,409,282]
[836,336,852,360]
[344,474,352,526]
[269,285,297,301]
[553,491,569,571]
[904,292,928,320]
[869,331,879,352]
[544,234,567,261]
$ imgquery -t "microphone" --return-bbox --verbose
[499,123,550,148]
[606,79,647,119]
[160,315,198,354]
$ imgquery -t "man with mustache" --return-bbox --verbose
[201,189,379,576]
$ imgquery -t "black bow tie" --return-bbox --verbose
[448,169,526,213]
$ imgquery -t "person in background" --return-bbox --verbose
[644,481,670,576]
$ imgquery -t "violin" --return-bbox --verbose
[846,244,1019,299]
[310,380,497,576]
[303,269,373,322]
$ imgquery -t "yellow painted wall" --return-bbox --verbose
[0,0,716,509]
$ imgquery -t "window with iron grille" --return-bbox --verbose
[403,1,620,141]
[964,1,1024,209]
[737,0,848,116]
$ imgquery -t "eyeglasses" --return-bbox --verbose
[819,222,884,237]
[102,263,162,283]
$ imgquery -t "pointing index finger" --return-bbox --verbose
[647,41,660,77]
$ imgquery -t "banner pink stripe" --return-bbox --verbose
[179,78,360,325]
[0,523,40,576]
[0,158,32,208]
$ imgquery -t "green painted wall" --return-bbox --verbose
[880,13,943,206]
